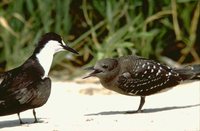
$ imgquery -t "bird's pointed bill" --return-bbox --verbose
[61,40,79,54]
[83,66,102,79]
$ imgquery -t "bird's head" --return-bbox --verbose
[84,58,119,79]
[34,32,78,55]
[32,32,78,77]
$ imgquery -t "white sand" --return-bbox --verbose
[0,78,199,131]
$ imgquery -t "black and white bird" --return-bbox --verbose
[0,32,78,124]
[84,55,200,113]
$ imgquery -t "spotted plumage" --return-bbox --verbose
[84,55,200,113]
[118,57,182,96]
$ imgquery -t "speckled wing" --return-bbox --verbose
[118,57,182,96]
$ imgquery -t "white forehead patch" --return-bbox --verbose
[44,40,64,53]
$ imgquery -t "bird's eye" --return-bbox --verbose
[102,64,108,69]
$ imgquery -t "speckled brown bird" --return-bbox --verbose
[84,55,200,113]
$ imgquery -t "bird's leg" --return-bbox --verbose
[126,96,146,114]
[136,96,145,113]
[17,113,24,124]
[33,109,38,123]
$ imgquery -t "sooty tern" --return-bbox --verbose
[0,32,78,124]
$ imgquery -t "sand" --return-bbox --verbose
[0,78,199,131]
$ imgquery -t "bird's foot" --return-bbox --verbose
[33,109,38,123]
[19,121,24,124]
[19,119,38,124]
[34,119,38,123]
[125,110,143,114]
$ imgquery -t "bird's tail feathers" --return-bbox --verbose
[190,65,200,80]
[175,64,200,80]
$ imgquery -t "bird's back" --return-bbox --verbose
[116,55,184,96]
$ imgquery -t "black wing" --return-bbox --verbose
[0,77,51,116]
[0,59,45,97]
[0,58,44,97]
[118,57,182,96]
[0,64,48,115]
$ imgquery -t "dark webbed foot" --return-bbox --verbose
[125,96,146,114]
[34,119,38,123]
[17,113,24,124]
[125,109,143,114]
[19,120,24,124]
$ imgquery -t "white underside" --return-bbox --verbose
[37,53,53,78]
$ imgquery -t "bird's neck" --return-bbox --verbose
[35,49,54,78]
[100,66,120,88]
[100,77,116,88]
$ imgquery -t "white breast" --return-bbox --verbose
[36,40,62,77]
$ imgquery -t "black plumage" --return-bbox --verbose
[84,55,200,113]
[0,32,78,124]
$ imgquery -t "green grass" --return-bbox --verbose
[71,0,199,65]
[0,0,199,78]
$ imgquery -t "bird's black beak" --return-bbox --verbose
[83,66,102,79]
[61,43,79,54]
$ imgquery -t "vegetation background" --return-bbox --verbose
[0,0,199,79]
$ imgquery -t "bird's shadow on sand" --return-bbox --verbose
[0,118,45,129]
[85,104,200,116]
